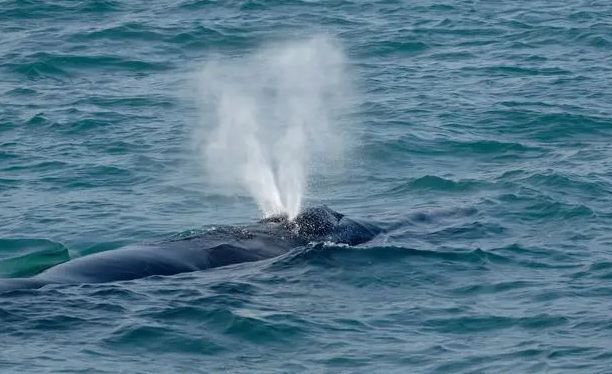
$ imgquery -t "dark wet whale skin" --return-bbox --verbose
[0,207,380,291]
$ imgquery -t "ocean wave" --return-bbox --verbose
[70,23,165,42]
[463,65,572,76]
[362,137,545,164]
[6,52,169,80]
[269,243,512,270]
[0,0,70,19]
[481,110,612,141]
[361,40,429,56]
[495,192,595,220]
[0,239,69,277]
[388,175,488,193]
[423,313,568,334]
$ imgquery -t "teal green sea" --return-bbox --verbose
[2,1,612,372]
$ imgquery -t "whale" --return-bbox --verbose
[0,206,380,293]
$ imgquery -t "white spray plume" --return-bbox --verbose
[195,36,350,219]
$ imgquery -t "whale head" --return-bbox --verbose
[291,206,380,245]
[292,206,342,237]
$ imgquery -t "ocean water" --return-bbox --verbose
[2,0,612,372]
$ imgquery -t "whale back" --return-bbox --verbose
[0,206,380,292]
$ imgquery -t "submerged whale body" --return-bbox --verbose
[0,206,380,292]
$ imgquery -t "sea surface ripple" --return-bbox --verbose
[2,1,612,372]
